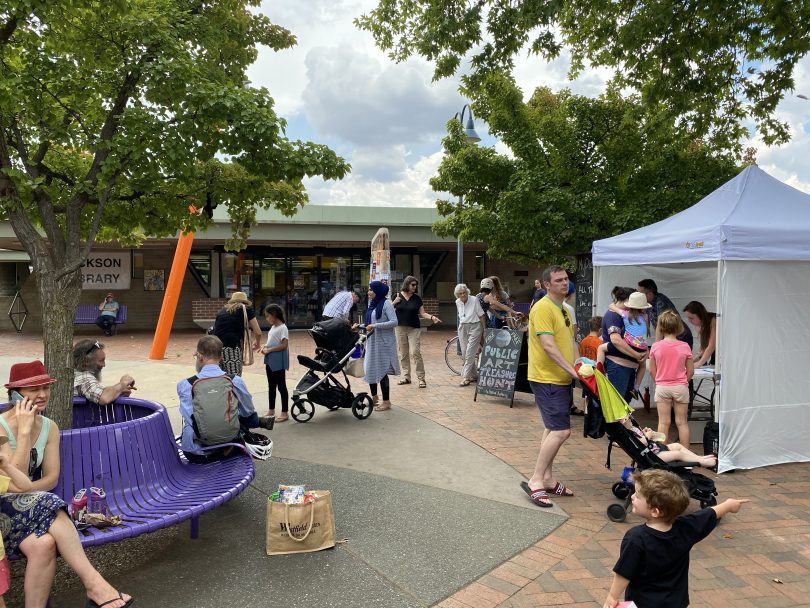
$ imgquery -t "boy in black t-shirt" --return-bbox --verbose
[604,470,749,608]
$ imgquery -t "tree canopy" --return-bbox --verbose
[431,77,740,264]
[358,0,810,147]
[0,0,349,428]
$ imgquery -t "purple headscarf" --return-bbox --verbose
[365,281,389,325]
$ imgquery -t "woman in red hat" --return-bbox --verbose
[2,361,133,607]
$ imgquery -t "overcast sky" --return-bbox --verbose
[249,0,810,207]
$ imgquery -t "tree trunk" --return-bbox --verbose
[37,267,82,430]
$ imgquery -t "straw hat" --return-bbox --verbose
[5,360,57,389]
[227,291,251,306]
[625,291,652,310]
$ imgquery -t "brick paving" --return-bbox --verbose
[3,327,810,607]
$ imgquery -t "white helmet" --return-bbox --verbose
[242,431,273,461]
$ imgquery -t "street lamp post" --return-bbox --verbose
[453,104,481,286]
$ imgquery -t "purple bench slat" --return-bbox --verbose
[74,304,128,335]
[53,397,255,548]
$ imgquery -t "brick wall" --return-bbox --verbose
[422,298,439,315]
[192,298,228,321]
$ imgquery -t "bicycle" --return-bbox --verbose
[444,313,527,376]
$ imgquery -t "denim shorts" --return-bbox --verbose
[530,382,572,431]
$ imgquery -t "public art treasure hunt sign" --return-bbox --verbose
[475,327,524,407]
[81,252,131,290]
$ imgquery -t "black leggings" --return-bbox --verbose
[265,367,288,413]
[369,375,390,401]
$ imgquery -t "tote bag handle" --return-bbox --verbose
[283,500,316,542]
[241,304,254,366]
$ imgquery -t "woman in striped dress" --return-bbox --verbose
[359,281,400,411]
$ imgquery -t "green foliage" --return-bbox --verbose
[0,0,350,263]
[358,0,810,147]
[431,78,739,264]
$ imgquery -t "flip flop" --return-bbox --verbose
[545,481,574,497]
[86,592,134,608]
[397,378,411,385]
[520,481,553,508]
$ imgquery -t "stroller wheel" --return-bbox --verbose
[291,399,315,423]
[606,503,627,522]
[351,393,374,420]
[700,495,718,509]
[612,482,630,499]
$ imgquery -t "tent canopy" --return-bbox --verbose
[593,166,810,265]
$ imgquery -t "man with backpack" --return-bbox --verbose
[177,335,274,463]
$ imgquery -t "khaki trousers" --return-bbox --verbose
[395,326,424,381]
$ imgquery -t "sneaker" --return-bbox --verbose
[258,416,275,431]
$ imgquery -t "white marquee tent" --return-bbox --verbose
[592,165,810,472]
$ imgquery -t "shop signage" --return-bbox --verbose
[81,252,131,290]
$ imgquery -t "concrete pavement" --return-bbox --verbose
[2,328,810,607]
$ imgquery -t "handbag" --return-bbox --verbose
[241,304,254,366]
[345,357,365,378]
[266,490,336,555]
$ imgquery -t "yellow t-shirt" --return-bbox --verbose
[0,474,9,560]
[528,297,575,385]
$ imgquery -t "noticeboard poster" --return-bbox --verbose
[475,328,524,406]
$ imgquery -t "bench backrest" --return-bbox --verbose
[75,303,128,324]
[55,397,183,504]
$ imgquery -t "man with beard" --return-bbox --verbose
[73,339,136,404]
[177,335,274,462]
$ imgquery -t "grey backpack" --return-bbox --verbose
[187,374,240,446]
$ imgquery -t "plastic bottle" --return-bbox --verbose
[643,387,651,412]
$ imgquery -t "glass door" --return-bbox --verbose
[254,256,287,315]
[288,255,318,327]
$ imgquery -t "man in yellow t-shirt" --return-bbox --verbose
[521,265,578,509]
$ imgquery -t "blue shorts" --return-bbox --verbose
[530,382,572,431]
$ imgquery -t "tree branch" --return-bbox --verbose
[8,116,66,254]
[0,15,19,45]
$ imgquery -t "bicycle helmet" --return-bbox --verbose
[242,431,273,461]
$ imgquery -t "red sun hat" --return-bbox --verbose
[5,360,58,389]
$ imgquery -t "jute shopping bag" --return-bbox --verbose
[266,490,336,555]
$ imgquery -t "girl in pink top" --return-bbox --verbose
[649,311,695,445]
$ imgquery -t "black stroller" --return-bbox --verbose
[290,318,374,423]
[579,364,718,522]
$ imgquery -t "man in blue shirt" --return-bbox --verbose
[177,335,273,462]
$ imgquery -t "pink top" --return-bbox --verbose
[650,339,693,386]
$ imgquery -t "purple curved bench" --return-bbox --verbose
[55,397,255,547]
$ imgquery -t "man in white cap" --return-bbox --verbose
[95,292,120,336]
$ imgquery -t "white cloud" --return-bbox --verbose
[249,0,810,208]
[745,56,810,194]
[301,45,463,147]
[304,150,445,207]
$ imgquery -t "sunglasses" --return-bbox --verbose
[561,308,571,327]
[85,341,102,356]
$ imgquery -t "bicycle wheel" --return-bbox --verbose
[445,336,463,376]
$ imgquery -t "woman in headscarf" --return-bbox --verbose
[210,291,261,376]
[360,281,400,411]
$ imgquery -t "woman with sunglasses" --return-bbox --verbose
[392,276,441,388]
[2,361,133,607]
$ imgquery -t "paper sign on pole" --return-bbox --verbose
[370,227,390,287]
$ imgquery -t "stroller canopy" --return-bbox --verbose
[309,318,358,357]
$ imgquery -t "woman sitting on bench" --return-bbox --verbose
[2,361,133,607]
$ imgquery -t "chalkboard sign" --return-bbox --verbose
[574,253,593,343]
[475,328,524,407]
